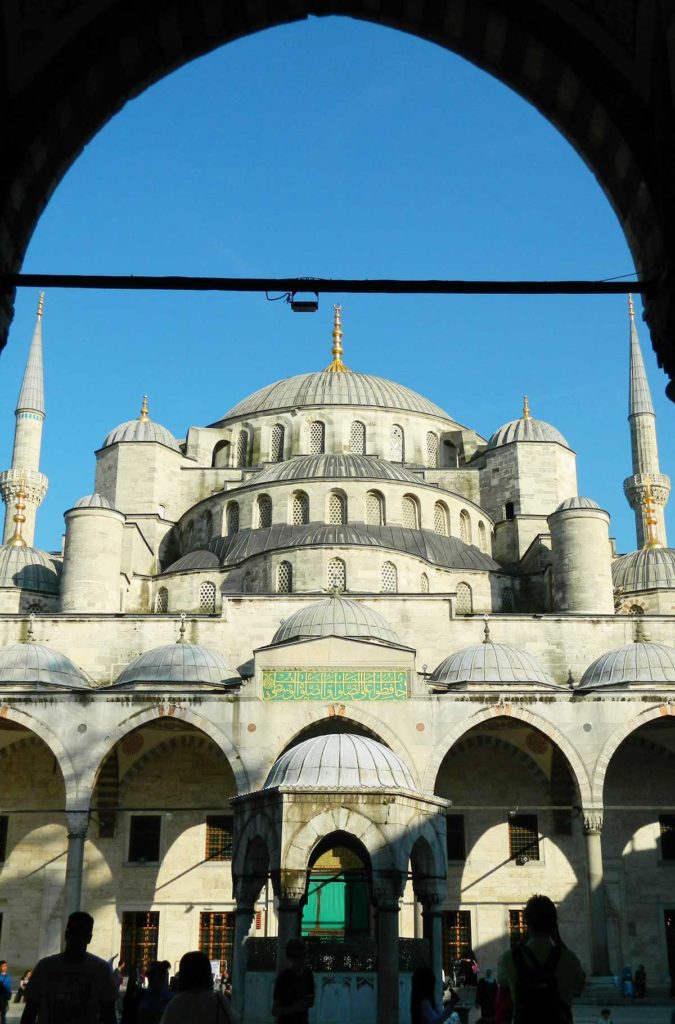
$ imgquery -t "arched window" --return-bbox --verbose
[459,510,471,544]
[478,520,487,552]
[226,502,240,535]
[236,430,249,468]
[501,586,514,611]
[327,557,346,591]
[391,424,404,461]
[505,501,515,520]
[202,510,213,543]
[277,561,293,594]
[402,495,419,529]
[456,582,473,614]
[270,424,285,462]
[381,561,398,593]
[433,501,449,536]
[242,571,253,594]
[291,491,309,525]
[257,495,272,529]
[420,572,430,594]
[309,421,325,454]
[426,432,438,468]
[328,491,347,525]
[350,420,366,455]
[628,603,644,615]
[365,491,384,526]
[155,587,168,613]
[199,581,216,614]
[212,440,230,468]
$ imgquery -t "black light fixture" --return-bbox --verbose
[290,291,319,313]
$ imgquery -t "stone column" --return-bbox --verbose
[373,878,403,1024]
[583,812,610,975]
[231,879,260,1019]
[422,897,444,1005]
[275,871,306,973]
[64,810,89,919]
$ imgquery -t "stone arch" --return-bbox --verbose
[1,4,674,382]
[79,704,250,799]
[422,704,591,806]
[118,733,223,793]
[0,704,78,803]
[231,806,279,888]
[283,806,397,873]
[592,704,675,806]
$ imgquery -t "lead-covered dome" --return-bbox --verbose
[555,497,601,512]
[488,399,568,450]
[73,493,114,509]
[579,641,675,689]
[0,543,60,593]
[271,594,400,645]
[0,643,88,688]
[253,453,424,486]
[263,733,416,790]
[102,397,180,452]
[431,640,557,686]
[113,642,238,687]
[612,547,675,592]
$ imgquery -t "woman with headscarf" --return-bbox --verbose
[159,952,238,1024]
[410,966,460,1024]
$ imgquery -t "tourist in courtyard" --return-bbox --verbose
[497,894,585,1022]
[410,966,460,1024]
[159,951,237,1024]
[14,971,31,1005]
[596,1010,613,1023]
[474,966,497,1022]
[136,961,173,1024]
[21,912,118,1024]
[633,962,646,997]
[272,938,314,1024]
[0,961,11,1024]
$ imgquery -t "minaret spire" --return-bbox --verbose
[623,294,670,547]
[324,305,350,373]
[0,294,49,546]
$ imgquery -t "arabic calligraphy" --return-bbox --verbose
[262,668,408,701]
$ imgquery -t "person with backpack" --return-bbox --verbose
[496,895,585,1023]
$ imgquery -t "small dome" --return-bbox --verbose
[430,641,557,686]
[612,547,675,592]
[271,594,400,645]
[0,643,88,688]
[252,454,423,486]
[263,733,416,791]
[73,493,114,509]
[0,544,60,594]
[555,496,601,512]
[488,416,569,450]
[579,641,675,689]
[102,399,180,451]
[113,642,237,687]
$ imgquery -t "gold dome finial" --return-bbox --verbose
[642,477,662,550]
[324,304,350,373]
[7,480,28,548]
[37,292,45,321]
[628,293,635,321]
[177,612,187,644]
[483,614,491,643]
[139,395,150,422]
[522,395,531,420]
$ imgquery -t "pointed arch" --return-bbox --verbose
[593,705,675,806]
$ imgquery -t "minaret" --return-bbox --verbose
[0,294,49,545]
[623,294,670,547]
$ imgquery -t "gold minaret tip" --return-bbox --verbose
[628,293,635,321]
[7,481,28,548]
[324,304,351,374]
[642,478,662,550]
[522,395,531,420]
[37,292,45,321]
[139,395,150,422]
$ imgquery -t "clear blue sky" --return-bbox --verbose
[1,16,672,553]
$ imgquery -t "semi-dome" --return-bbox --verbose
[253,453,424,486]
[102,397,180,452]
[0,642,88,688]
[612,547,675,592]
[73,493,114,509]
[271,594,400,645]
[555,496,601,512]
[488,399,568,450]
[430,640,557,686]
[263,733,416,790]
[113,641,237,687]
[578,641,675,689]
[0,543,60,593]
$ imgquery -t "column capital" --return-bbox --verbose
[65,809,89,839]
[372,869,405,911]
[582,810,603,834]
[273,868,307,905]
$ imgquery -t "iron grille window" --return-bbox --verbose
[327,558,346,591]
[258,496,272,528]
[365,491,384,526]
[478,521,487,552]
[426,432,438,467]
[199,582,216,613]
[128,816,161,863]
[660,816,675,860]
[277,561,292,594]
[459,510,471,544]
[227,503,240,535]
[509,909,527,946]
[328,492,346,525]
[292,492,309,525]
[271,424,284,462]
[236,430,249,468]
[391,425,404,461]
[350,421,365,455]
[456,582,473,615]
[309,421,325,454]
[442,911,472,976]
[434,502,448,536]
[205,816,234,861]
[420,573,429,594]
[155,588,168,613]
[0,816,7,861]
[501,586,514,611]
[446,815,465,861]
[509,814,540,862]
[199,912,235,972]
[381,561,397,593]
[120,911,159,971]
[402,496,418,529]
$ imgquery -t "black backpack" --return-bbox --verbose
[512,943,571,1024]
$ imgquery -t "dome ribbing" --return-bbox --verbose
[263,733,416,790]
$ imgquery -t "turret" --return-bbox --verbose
[60,495,125,612]
[0,294,49,545]
[547,497,614,613]
[623,295,670,547]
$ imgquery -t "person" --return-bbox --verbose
[497,894,585,1023]
[0,961,11,1024]
[14,971,31,1005]
[596,1010,612,1023]
[159,951,237,1024]
[410,966,460,1024]
[460,947,479,988]
[136,962,173,1024]
[21,911,118,1024]
[475,966,497,1022]
[271,938,314,1024]
[620,964,633,999]
[633,963,646,998]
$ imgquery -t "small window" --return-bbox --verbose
[327,557,346,592]
[350,421,365,455]
[478,521,487,552]
[270,424,285,462]
[381,561,397,593]
[402,495,419,529]
[509,909,527,947]
[629,604,645,615]
[291,491,309,525]
[434,502,448,536]
[505,501,515,520]
[121,912,160,972]
[199,582,216,614]
[155,588,168,614]
[391,424,405,461]
[508,814,540,862]
[442,911,472,974]
[0,816,7,861]
[426,432,438,468]
[205,816,234,861]
[456,582,473,615]
[277,561,293,594]
[257,495,272,529]
[459,510,471,545]
[660,816,675,860]
[446,815,465,861]
[420,572,429,594]
[501,586,514,611]
[236,430,249,468]
[129,816,161,863]
[365,491,384,526]
[309,421,325,454]
[226,502,240,535]
[328,491,347,525]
